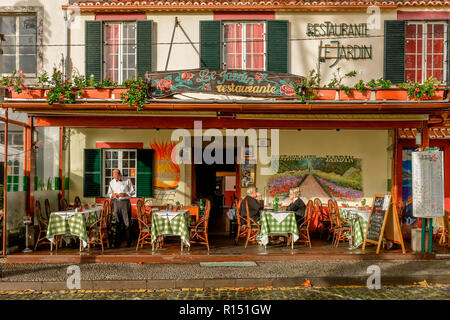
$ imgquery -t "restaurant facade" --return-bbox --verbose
[0,0,449,257]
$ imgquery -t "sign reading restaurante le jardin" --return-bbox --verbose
[306,21,373,67]
[145,69,305,98]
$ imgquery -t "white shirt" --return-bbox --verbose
[107,178,135,200]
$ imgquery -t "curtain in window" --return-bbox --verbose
[246,23,264,71]
[104,24,120,81]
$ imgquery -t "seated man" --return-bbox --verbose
[239,187,264,222]
[286,187,307,227]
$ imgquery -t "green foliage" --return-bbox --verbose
[355,80,368,93]
[0,70,27,93]
[399,76,441,100]
[88,75,102,89]
[102,76,118,88]
[46,68,81,105]
[327,68,357,88]
[121,78,149,111]
[72,74,87,89]
[37,71,50,88]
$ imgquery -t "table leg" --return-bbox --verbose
[291,234,294,249]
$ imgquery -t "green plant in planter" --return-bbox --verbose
[46,69,81,105]
[399,77,441,100]
[376,78,392,89]
[72,74,87,90]
[0,70,28,94]
[121,78,149,111]
[355,80,368,93]
[37,71,50,88]
[293,69,321,102]
[87,75,103,89]
[102,77,118,88]
[327,68,357,88]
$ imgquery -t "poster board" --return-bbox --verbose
[363,194,405,254]
[412,150,444,218]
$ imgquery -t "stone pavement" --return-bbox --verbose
[0,258,449,290]
[0,285,448,300]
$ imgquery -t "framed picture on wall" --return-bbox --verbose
[239,145,256,164]
[240,162,256,187]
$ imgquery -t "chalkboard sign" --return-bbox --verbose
[365,195,390,242]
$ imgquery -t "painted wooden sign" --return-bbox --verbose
[145,69,305,98]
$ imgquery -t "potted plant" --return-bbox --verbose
[81,75,112,99]
[0,70,44,99]
[121,78,149,111]
[399,77,444,101]
[45,68,81,105]
[338,79,371,100]
[319,68,357,101]
[373,78,408,100]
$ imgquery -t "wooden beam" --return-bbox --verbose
[2,109,7,255]
[0,116,30,128]
[59,127,64,202]
[33,116,425,129]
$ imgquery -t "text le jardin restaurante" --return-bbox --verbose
[307,21,373,67]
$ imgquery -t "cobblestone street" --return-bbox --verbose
[0,285,448,300]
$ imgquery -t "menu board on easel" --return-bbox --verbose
[363,194,405,254]
[412,150,444,218]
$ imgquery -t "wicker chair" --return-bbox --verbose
[234,198,249,245]
[244,200,261,248]
[87,199,112,252]
[43,199,52,222]
[297,200,313,248]
[34,200,52,251]
[325,199,336,241]
[333,201,352,247]
[60,198,69,211]
[190,199,211,250]
[136,199,152,250]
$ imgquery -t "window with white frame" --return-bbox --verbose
[405,22,447,83]
[223,22,266,71]
[102,149,137,197]
[0,14,37,76]
[104,22,137,83]
[0,132,23,149]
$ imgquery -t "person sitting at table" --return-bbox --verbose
[286,187,307,227]
[108,169,135,248]
[239,187,264,222]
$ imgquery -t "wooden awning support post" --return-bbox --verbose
[59,127,65,202]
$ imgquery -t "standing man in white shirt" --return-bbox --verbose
[108,169,135,247]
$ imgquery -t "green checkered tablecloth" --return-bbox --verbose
[257,210,299,246]
[151,210,191,247]
[46,207,103,248]
[340,208,369,248]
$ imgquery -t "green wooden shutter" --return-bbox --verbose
[85,21,103,83]
[84,149,102,198]
[384,20,405,84]
[267,20,289,73]
[137,20,153,78]
[136,149,154,197]
[200,20,222,68]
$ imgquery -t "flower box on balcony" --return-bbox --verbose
[313,89,337,100]
[375,89,408,100]
[11,88,45,99]
[338,89,371,101]
[111,87,127,99]
[421,89,446,100]
[81,88,112,99]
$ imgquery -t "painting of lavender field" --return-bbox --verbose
[269,155,363,200]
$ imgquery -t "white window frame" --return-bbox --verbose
[102,148,137,197]
[103,22,137,84]
[0,13,37,77]
[222,21,267,71]
[405,21,447,83]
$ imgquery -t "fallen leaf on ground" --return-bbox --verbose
[302,279,312,287]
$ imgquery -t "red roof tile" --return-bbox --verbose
[65,0,450,11]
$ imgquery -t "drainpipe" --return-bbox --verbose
[3,108,8,255]
[63,9,69,78]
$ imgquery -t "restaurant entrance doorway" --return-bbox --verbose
[193,147,238,235]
